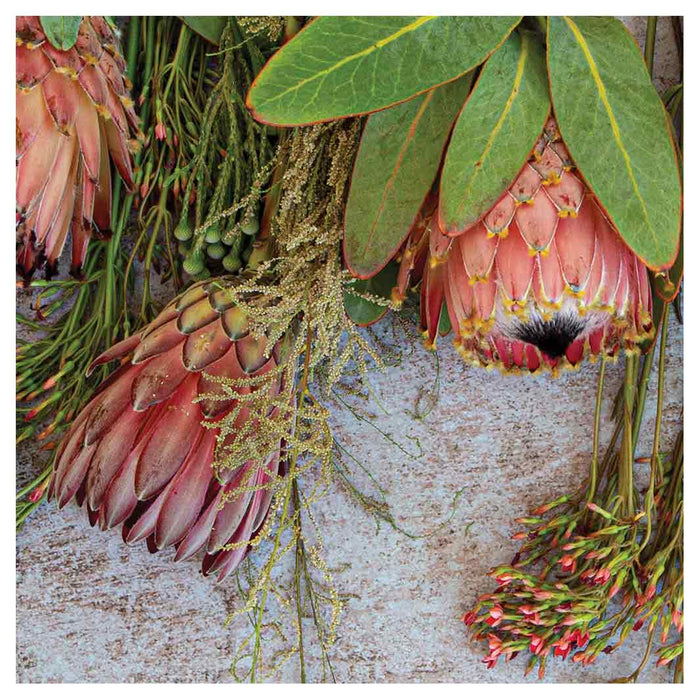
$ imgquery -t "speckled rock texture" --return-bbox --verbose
[16,17,682,684]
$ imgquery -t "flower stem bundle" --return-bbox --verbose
[463,306,683,681]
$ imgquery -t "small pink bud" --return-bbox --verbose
[462,611,476,626]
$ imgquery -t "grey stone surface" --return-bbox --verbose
[16,16,682,684]
[15,314,684,684]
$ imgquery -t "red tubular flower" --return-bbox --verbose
[672,607,683,633]
[553,633,574,659]
[485,603,504,627]
[462,610,477,626]
[48,278,288,582]
[16,16,138,281]
[558,554,577,574]
[394,117,653,374]
[529,635,545,655]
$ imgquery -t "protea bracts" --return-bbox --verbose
[16,16,138,281]
[48,278,287,582]
[393,118,654,374]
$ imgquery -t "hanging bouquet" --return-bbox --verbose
[16,15,682,683]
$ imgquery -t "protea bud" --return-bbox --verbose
[398,117,653,373]
[48,278,287,582]
[16,16,138,281]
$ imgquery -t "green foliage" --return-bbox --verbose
[547,17,681,270]
[344,74,472,278]
[343,261,399,326]
[39,16,82,50]
[439,31,550,232]
[247,16,520,125]
[181,16,227,44]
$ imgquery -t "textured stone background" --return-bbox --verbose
[16,17,682,684]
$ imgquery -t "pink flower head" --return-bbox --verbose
[529,635,545,655]
[672,607,683,633]
[485,604,504,628]
[558,555,577,574]
[572,630,589,648]
[593,568,612,585]
[155,122,167,141]
[462,611,477,627]
[494,571,518,586]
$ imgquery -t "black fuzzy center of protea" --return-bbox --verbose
[512,314,586,359]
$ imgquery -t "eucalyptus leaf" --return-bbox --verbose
[182,16,227,45]
[40,16,82,51]
[247,16,521,125]
[548,17,681,270]
[344,73,473,279]
[344,261,399,326]
[439,31,550,233]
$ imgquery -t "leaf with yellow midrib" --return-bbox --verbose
[439,31,550,234]
[344,73,473,279]
[247,16,521,126]
[547,17,681,271]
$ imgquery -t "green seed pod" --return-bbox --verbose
[222,226,241,246]
[241,216,260,236]
[177,240,191,256]
[207,242,226,260]
[192,268,211,282]
[204,225,221,243]
[222,252,242,272]
[183,249,205,276]
[174,221,193,241]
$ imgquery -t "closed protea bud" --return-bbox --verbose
[407,117,653,373]
[16,16,138,281]
[48,277,288,582]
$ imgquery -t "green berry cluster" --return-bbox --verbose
[175,215,260,279]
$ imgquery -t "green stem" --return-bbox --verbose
[586,359,606,504]
[124,16,140,85]
[620,357,636,517]
[292,480,307,683]
[645,17,658,77]
[631,347,655,451]
[640,303,670,549]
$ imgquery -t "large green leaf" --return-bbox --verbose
[439,31,550,233]
[344,261,399,326]
[344,74,473,279]
[548,17,681,270]
[181,16,227,45]
[40,17,82,51]
[246,16,520,126]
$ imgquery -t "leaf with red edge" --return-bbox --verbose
[246,16,520,126]
[439,30,550,234]
[344,73,473,279]
[548,17,681,271]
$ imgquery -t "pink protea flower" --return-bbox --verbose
[16,16,139,281]
[393,117,654,374]
[48,278,288,582]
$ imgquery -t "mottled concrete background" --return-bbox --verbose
[16,17,682,684]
